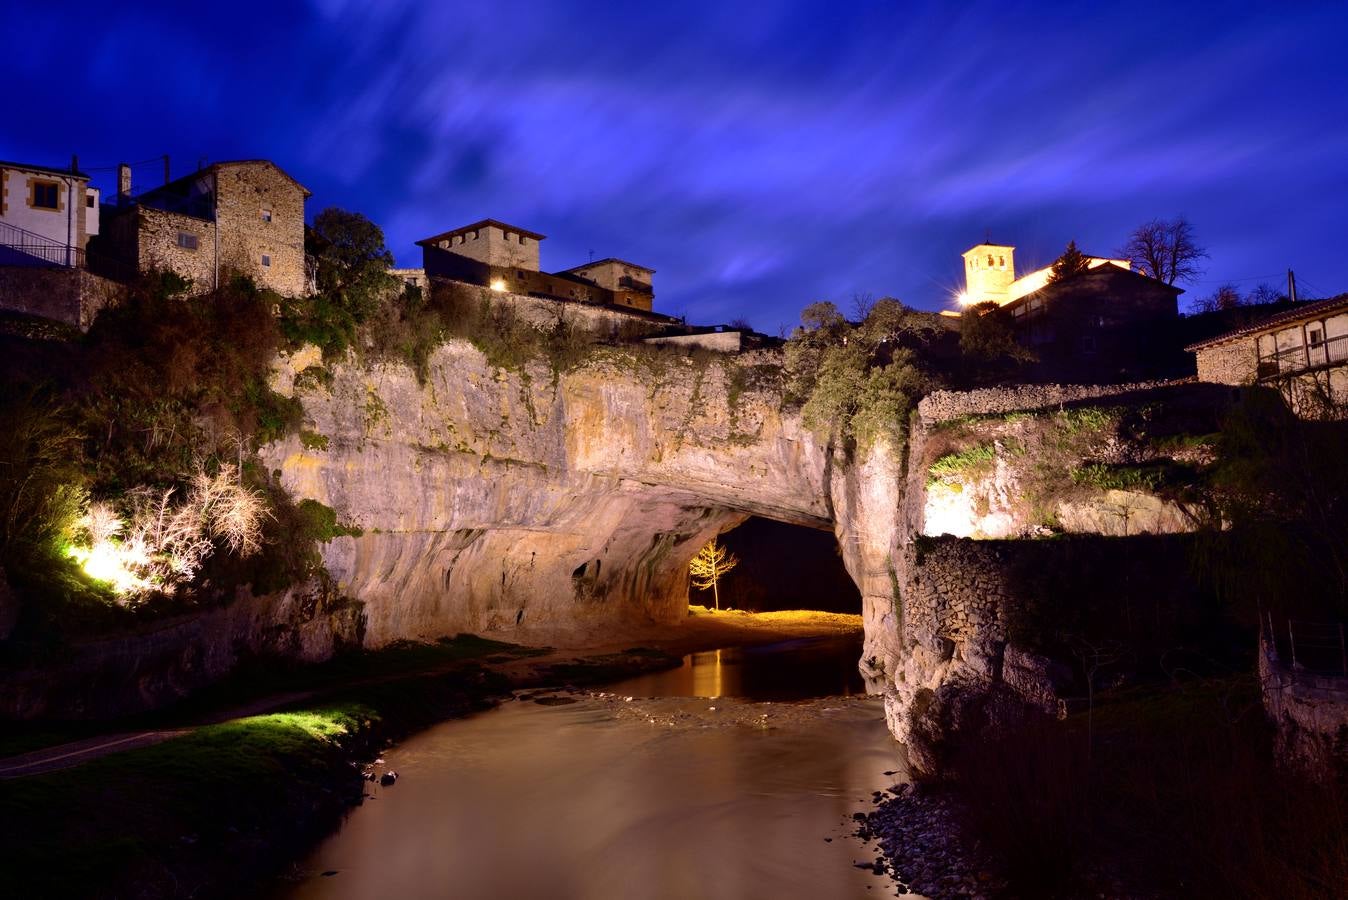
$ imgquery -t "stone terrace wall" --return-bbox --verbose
[917,377,1194,426]
[430,278,676,340]
[1194,337,1258,385]
[0,266,125,330]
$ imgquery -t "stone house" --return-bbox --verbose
[99,160,309,296]
[0,158,122,330]
[417,219,667,317]
[1187,294,1348,417]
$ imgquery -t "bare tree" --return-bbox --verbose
[1118,217,1208,285]
[850,291,876,322]
[1195,283,1244,313]
[689,537,740,612]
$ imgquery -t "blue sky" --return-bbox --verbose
[7,1,1346,330]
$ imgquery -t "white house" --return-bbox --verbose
[0,159,99,267]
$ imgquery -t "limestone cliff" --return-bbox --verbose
[264,342,840,647]
[260,345,1229,769]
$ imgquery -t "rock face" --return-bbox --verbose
[264,343,846,648]
[258,343,1223,767]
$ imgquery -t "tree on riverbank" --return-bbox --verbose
[689,538,739,611]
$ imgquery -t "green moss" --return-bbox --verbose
[299,429,330,451]
[295,499,363,542]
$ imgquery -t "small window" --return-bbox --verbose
[32,181,59,210]
[1309,327,1323,346]
[260,208,273,222]
[86,194,96,208]
[176,231,199,251]
[261,254,272,267]
[987,254,995,266]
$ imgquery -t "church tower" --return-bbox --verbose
[961,243,1016,305]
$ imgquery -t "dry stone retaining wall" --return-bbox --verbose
[917,378,1193,426]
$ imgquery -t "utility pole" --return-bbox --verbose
[1288,268,1298,304]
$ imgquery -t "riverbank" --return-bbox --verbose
[0,608,863,899]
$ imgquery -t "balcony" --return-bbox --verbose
[1257,332,1348,380]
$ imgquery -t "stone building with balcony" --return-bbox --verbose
[0,158,121,330]
[98,159,309,296]
[1188,294,1348,417]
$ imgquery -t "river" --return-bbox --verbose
[277,634,907,899]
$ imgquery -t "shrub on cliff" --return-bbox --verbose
[0,274,323,635]
[784,298,936,453]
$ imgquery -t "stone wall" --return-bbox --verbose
[1259,631,1348,781]
[136,207,220,290]
[0,265,124,330]
[1194,336,1258,385]
[0,580,362,719]
[214,162,307,296]
[643,331,743,353]
[917,377,1193,425]
[430,278,677,340]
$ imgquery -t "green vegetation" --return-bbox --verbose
[1055,405,1116,435]
[927,443,997,484]
[298,429,330,451]
[784,299,935,453]
[0,273,325,639]
[1069,460,1193,493]
[295,498,364,541]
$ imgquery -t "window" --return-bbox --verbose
[987,254,995,266]
[261,254,272,267]
[177,231,199,251]
[1309,327,1324,347]
[260,208,272,222]
[31,180,59,210]
[997,256,1005,268]
[86,194,96,209]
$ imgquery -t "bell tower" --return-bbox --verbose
[961,243,1016,305]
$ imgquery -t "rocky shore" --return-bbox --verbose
[854,782,1008,899]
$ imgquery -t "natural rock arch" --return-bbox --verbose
[263,339,908,701]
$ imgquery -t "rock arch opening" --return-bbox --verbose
[689,516,861,615]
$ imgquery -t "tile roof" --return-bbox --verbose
[1185,294,1348,351]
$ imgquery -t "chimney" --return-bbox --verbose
[117,163,132,202]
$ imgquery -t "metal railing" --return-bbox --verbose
[1266,614,1348,676]
[0,220,84,268]
[1257,332,1348,379]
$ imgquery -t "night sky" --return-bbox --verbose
[7,1,1346,330]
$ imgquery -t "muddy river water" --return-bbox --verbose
[278,634,907,899]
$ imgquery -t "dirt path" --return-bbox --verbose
[0,608,861,779]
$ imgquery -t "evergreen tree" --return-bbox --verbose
[1049,240,1091,283]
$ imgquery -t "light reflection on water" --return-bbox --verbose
[612,634,867,701]
[279,635,901,900]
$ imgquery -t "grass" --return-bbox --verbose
[927,443,997,484]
